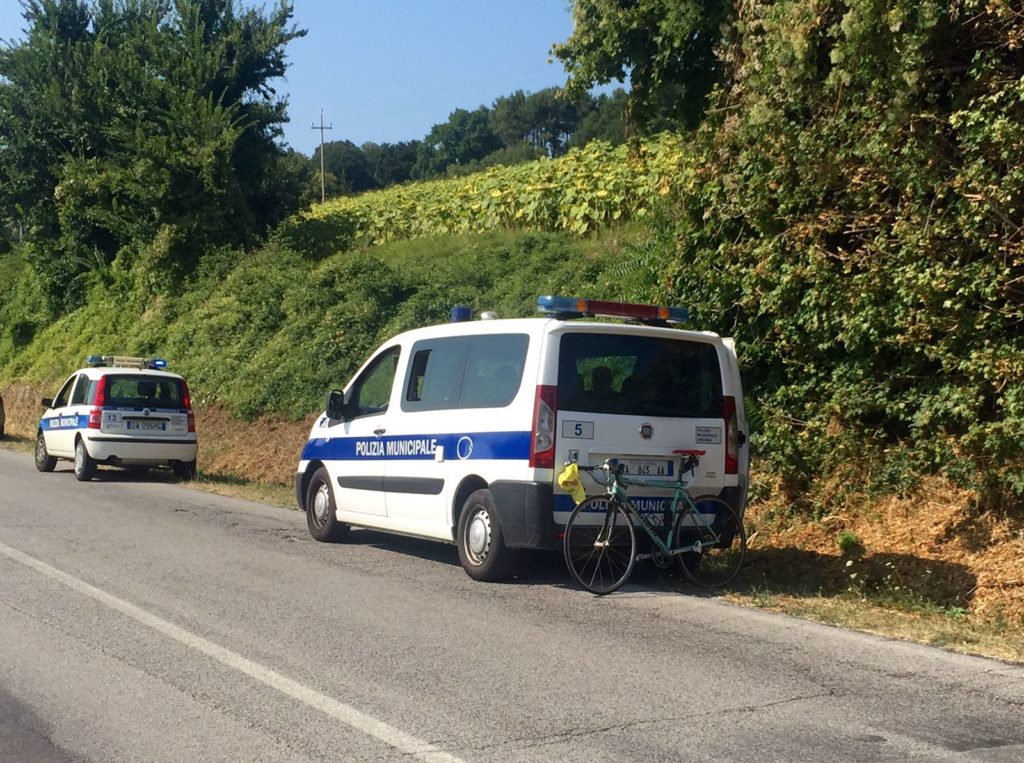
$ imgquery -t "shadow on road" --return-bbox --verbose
[736,546,977,610]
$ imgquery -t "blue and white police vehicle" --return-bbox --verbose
[35,355,198,482]
[296,296,749,581]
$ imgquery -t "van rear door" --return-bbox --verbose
[551,327,735,525]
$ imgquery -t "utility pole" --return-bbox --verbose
[311,110,333,204]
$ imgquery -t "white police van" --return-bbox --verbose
[35,355,198,482]
[296,296,748,581]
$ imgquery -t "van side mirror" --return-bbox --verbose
[41,398,53,408]
[326,389,347,420]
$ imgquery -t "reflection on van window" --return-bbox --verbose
[403,334,528,412]
[352,348,400,417]
[558,333,723,417]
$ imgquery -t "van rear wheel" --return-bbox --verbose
[457,489,515,582]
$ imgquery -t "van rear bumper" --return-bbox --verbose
[489,481,556,550]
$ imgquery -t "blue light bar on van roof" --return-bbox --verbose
[536,296,689,324]
[450,305,471,323]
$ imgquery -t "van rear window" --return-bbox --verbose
[557,333,723,417]
[93,375,187,409]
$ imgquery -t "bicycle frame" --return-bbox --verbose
[597,469,721,559]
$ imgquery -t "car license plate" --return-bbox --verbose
[126,420,165,431]
[618,459,673,477]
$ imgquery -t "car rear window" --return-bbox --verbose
[94,375,187,409]
[557,332,723,417]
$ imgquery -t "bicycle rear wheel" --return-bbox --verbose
[675,496,746,588]
[564,497,636,595]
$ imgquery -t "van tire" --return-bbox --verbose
[35,432,56,472]
[306,467,350,543]
[74,438,96,482]
[173,460,197,480]
[457,489,515,582]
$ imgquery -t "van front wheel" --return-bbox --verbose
[457,489,515,582]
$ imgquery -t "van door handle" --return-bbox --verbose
[374,427,386,436]
[738,432,747,446]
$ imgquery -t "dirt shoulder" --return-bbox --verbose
[3,380,1021,661]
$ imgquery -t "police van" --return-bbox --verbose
[35,355,198,482]
[296,296,748,582]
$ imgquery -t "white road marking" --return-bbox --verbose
[0,540,463,763]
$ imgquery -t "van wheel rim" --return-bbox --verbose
[74,444,83,472]
[467,509,491,562]
[36,436,46,463]
[312,483,331,528]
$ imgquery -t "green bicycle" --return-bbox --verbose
[562,450,747,595]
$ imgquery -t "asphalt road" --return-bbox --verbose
[1,449,1022,762]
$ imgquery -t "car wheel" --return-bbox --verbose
[456,488,515,582]
[305,467,350,542]
[34,431,56,472]
[74,438,96,482]
[173,460,197,480]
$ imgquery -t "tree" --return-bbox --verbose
[552,0,729,132]
[315,140,377,196]
[413,107,502,179]
[570,89,628,148]
[0,0,305,311]
[361,141,420,188]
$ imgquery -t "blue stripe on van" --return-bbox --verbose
[301,430,532,462]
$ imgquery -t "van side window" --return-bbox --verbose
[351,347,400,418]
[402,334,528,412]
[558,333,723,417]
[458,334,528,408]
[70,375,91,406]
[404,338,468,411]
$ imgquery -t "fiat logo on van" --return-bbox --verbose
[639,423,653,439]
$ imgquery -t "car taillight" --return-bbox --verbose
[87,376,106,429]
[529,385,557,468]
[91,375,107,406]
[182,381,195,432]
[724,395,739,475]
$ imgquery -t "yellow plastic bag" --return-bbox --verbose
[557,462,587,506]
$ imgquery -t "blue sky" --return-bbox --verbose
[1,1,609,157]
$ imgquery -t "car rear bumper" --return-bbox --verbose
[84,435,197,465]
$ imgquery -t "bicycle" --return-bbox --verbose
[562,450,747,595]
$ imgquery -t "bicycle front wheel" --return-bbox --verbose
[675,496,746,588]
[564,497,636,595]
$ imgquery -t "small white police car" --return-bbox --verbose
[296,296,749,582]
[35,355,198,482]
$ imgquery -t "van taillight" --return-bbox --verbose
[183,381,195,432]
[530,385,557,468]
[724,395,739,475]
[87,409,102,429]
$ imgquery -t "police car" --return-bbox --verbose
[296,296,749,582]
[35,355,198,482]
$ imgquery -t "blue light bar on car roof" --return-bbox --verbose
[536,295,688,324]
[85,354,169,369]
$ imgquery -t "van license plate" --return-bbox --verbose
[619,459,673,477]
[126,421,165,431]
